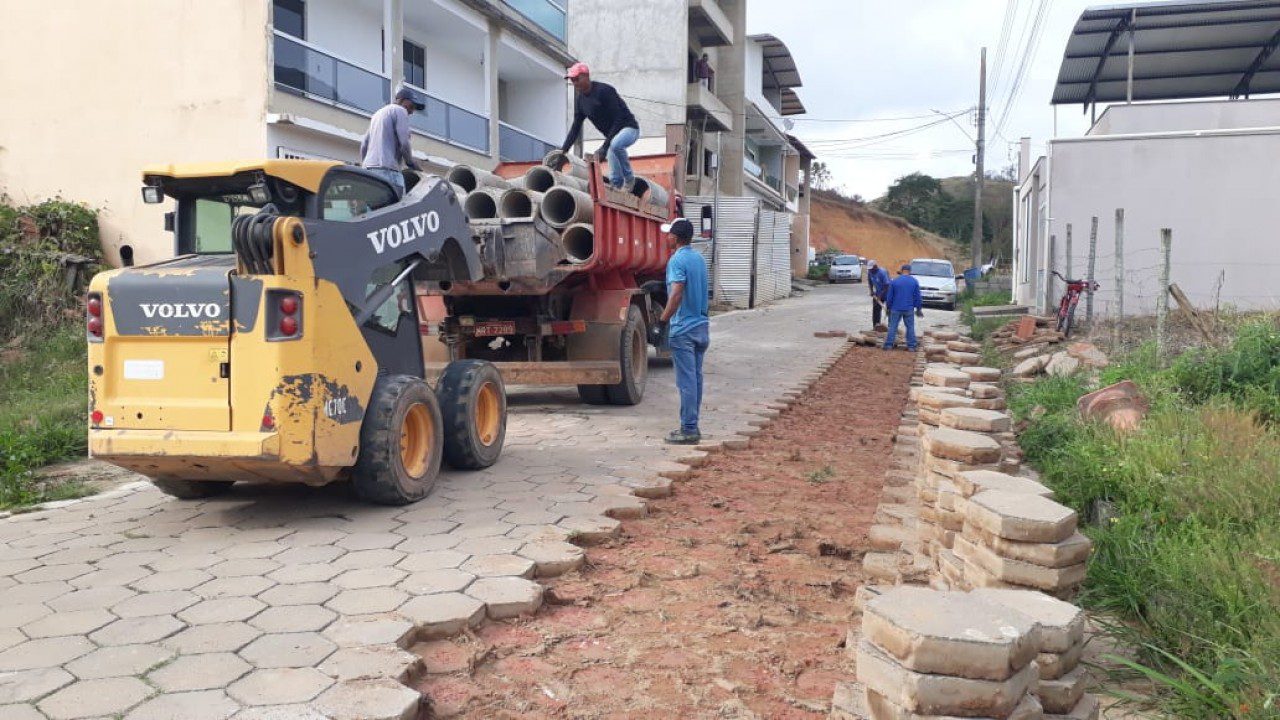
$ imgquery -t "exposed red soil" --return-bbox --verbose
[414,346,915,719]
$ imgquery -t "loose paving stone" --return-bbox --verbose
[21,609,114,639]
[971,588,1088,653]
[321,614,415,648]
[228,667,334,706]
[556,515,620,544]
[178,597,267,625]
[1049,693,1101,720]
[258,583,339,607]
[1037,666,1088,713]
[954,536,1088,592]
[314,678,421,720]
[922,367,972,388]
[239,632,336,669]
[963,525,1093,569]
[939,407,1012,434]
[0,667,75,704]
[162,622,263,655]
[249,605,337,634]
[466,577,543,620]
[125,689,240,720]
[967,491,1078,543]
[319,645,420,682]
[326,588,408,615]
[955,471,1054,499]
[923,427,1003,464]
[67,644,174,680]
[517,540,585,577]
[400,593,485,639]
[857,640,1038,718]
[148,653,251,692]
[863,687,1045,720]
[37,676,153,719]
[90,615,185,646]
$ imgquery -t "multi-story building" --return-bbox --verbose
[0,0,574,265]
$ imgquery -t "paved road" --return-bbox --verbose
[0,286,954,719]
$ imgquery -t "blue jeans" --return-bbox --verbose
[607,126,639,187]
[670,323,710,434]
[884,310,917,350]
[367,167,405,197]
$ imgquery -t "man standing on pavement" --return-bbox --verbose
[867,260,891,330]
[561,63,641,190]
[882,263,923,352]
[659,218,710,445]
[360,87,424,197]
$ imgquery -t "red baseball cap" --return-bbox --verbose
[565,62,590,79]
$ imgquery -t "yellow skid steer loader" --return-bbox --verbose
[86,160,504,505]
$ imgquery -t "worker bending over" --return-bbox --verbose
[561,63,640,190]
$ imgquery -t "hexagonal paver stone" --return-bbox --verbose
[395,550,469,574]
[399,593,485,639]
[556,516,620,545]
[961,366,1002,383]
[458,554,535,580]
[124,689,240,720]
[179,597,267,625]
[857,640,1038,719]
[955,471,1054,499]
[939,408,1012,434]
[466,577,543,620]
[268,563,343,584]
[333,550,405,571]
[954,536,1088,592]
[132,569,214,593]
[449,536,521,556]
[916,389,977,411]
[163,622,263,655]
[249,605,337,634]
[0,604,51,630]
[970,588,1087,654]
[923,428,1003,464]
[239,632,336,669]
[14,563,93,584]
[228,667,335,706]
[863,687,1044,720]
[229,704,330,720]
[922,367,972,389]
[325,587,408,616]
[863,586,1040,681]
[37,676,153,720]
[321,614,415,649]
[148,652,252,692]
[66,644,174,680]
[315,678,421,720]
[112,590,200,619]
[193,576,276,600]
[337,533,402,551]
[318,645,419,682]
[0,636,96,672]
[0,703,43,720]
[3,581,72,605]
[333,567,408,590]
[517,540,585,578]
[89,615,186,647]
[48,586,136,613]
[257,583,339,607]
[0,667,75,704]
[21,609,115,639]
[969,382,1003,399]
[966,491,1078,543]
[398,569,475,596]
[962,525,1093,570]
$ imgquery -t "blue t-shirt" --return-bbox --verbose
[666,245,709,337]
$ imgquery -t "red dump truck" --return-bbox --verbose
[416,153,679,405]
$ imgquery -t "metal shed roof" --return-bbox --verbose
[748,34,806,115]
[1052,0,1280,106]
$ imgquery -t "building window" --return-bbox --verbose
[404,39,425,89]
[273,0,305,39]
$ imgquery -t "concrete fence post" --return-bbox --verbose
[1157,228,1172,361]
[1045,234,1057,313]
[1086,216,1098,328]
[1065,223,1073,283]
[1113,209,1125,351]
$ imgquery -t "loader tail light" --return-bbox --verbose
[86,293,103,342]
[266,290,302,341]
[279,315,298,336]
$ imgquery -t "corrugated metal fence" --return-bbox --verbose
[685,196,793,309]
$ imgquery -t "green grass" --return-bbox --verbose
[959,289,1011,326]
[1010,322,1280,718]
[0,325,92,509]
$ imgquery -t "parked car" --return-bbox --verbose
[910,258,958,310]
[827,255,863,283]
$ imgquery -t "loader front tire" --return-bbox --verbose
[152,479,234,500]
[352,374,443,505]
[438,360,506,470]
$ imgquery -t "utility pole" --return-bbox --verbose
[972,47,987,271]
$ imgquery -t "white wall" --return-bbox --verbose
[306,0,384,72]
[1091,98,1280,136]
[425,44,488,115]
[268,124,360,162]
[1043,130,1280,315]
[502,78,565,143]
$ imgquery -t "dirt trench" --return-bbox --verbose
[413,345,916,719]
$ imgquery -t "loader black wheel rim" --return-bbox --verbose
[476,382,501,447]
[399,402,434,477]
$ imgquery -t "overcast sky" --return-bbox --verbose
[746,0,1143,198]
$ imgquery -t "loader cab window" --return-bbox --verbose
[364,261,413,334]
[171,174,309,255]
[320,171,397,221]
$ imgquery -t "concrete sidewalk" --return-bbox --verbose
[0,286,952,719]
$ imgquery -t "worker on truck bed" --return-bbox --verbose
[561,62,640,191]
[360,87,424,197]
[659,218,710,445]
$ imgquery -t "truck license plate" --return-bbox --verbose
[473,321,516,337]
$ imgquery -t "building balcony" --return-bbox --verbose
[405,83,490,154]
[686,82,732,132]
[503,0,566,42]
[272,31,389,116]
[689,0,733,47]
[500,122,556,162]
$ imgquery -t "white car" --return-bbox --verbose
[910,258,958,311]
[827,255,863,283]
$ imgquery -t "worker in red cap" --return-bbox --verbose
[561,62,640,190]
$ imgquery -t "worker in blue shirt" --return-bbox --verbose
[882,263,924,351]
[658,218,710,445]
[867,260,891,329]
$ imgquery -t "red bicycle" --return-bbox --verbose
[1052,271,1100,338]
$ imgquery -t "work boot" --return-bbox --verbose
[664,429,701,445]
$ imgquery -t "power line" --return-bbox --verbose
[992,0,1054,143]
[801,111,971,149]
[989,0,1020,99]
[618,93,965,125]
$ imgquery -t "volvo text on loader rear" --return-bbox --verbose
[87,160,506,505]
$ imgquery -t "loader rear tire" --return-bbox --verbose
[438,360,506,470]
[352,374,443,505]
[152,479,234,500]
[605,305,648,406]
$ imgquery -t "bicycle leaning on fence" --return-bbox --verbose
[1052,271,1100,338]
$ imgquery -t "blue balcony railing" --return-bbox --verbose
[406,84,489,154]
[499,122,556,163]
[273,31,388,115]
[504,0,566,41]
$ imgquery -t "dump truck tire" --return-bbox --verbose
[352,374,443,505]
[438,360,506,470]
[577,384,610,404]
[605,305,648,406]
[151,479,234,499]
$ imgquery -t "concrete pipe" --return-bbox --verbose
[448,165,511,193]
[448,182,468,201]
[632,177,670,209]
[524,166,589,193]
[543,150,590,180]
[561,223,595,264]
[541,186,595,229]
[499,188,543,220]
[463,188,505,220]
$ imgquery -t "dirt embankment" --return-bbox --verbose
[810,193,960,270]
